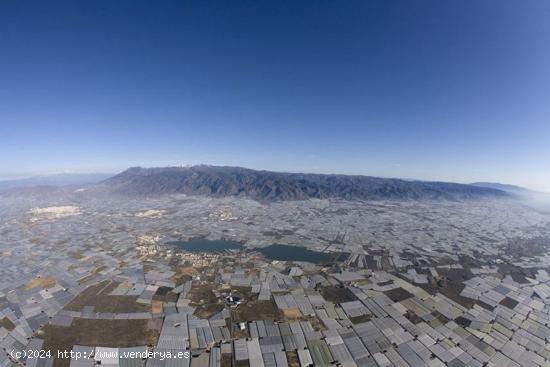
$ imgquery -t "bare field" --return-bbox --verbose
[40,319,160,367]
[64,280,151,313]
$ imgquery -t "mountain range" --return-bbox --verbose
[87,165,510,202]
[1,166,523,202]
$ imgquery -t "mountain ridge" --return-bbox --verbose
[471,182,529,194]
[94,165,510,202]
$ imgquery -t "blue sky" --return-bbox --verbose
[1,1,549,190]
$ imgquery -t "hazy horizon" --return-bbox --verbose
[1,1,549,191]
[1,163,549,194]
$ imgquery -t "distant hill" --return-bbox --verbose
[471,182,529,195]
[472,182,550,213]
[94,166,510,202]
[0,173,113,191]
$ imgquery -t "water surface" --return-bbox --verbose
[259,244,332,264]
[168,239,243,253]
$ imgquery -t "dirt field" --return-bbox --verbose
[151,301,163,314]
[64,280,151,313]
[319,286,358,303]
[230,286,254,300]
[0,317,16,331]
[188,282,224,319]
[152,286,179,303]
[221,354,232,367]
[282,308,303,320]
[232,298,280,322]
[384,287,414,302]
[25,277,57,290]
[77,266,107,284]
[414,268,476,309]
[40,319,161,367]
[286,351,300,367]
[349,314,373,324]
[497,263,531,284]
[172,266,196,285]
